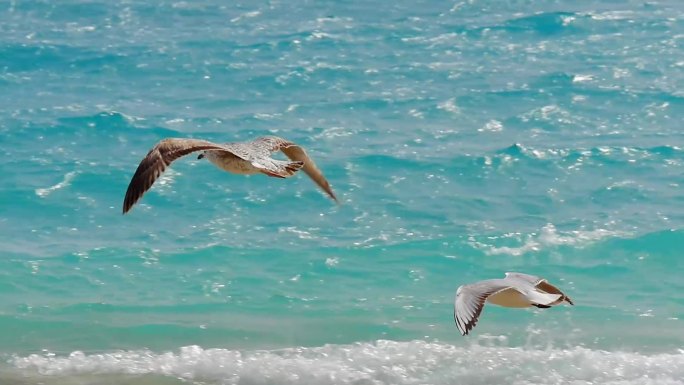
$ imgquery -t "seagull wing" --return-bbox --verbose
[252,136,338,202]
[454,280,511,336]
[122,138,229,214]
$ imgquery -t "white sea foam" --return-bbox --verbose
[520,104,574,124]
[472,223,626,256]
[278,226,318,240]
[587,10,635,21]
[478,119,503,132]
[437,98,459,114]
[35,172,77,198]
[230,10,261,23]
[10,340,684,385]
[572,74,594,83]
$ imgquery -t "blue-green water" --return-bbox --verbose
[1,0,684,384]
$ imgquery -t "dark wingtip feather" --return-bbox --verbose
[285,160,305,174]
[122,148,165,215]
[121,138,231,214]
[329,190,339,203]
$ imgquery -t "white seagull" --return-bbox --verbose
[122,136,337,214]
[454,272,574,336]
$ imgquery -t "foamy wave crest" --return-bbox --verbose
[10,340,684,385]
[35,172,77,198]
[471,223,627,256]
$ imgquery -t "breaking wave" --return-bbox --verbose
[9,340,684,385]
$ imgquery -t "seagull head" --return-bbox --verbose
[197,152,205,160]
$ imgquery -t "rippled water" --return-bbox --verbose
[1,0,683,384]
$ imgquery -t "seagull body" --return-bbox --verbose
[122,136,337,214]
[454,272,573,336]
[201,150,262,175]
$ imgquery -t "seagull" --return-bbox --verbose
[122,136,338,214]
[454,272,573,336]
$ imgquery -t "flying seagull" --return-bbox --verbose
[454,272,573,336]
[122,136,338,214]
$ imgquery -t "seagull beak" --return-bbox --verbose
[197,154,204,160]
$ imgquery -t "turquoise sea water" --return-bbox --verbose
[1,0,684,384]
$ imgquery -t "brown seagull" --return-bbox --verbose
[122,136,338,214]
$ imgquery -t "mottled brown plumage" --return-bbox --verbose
[122,136,337,214]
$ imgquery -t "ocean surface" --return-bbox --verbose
[1,0,683,384]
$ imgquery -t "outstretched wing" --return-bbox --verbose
[454,280,510,336]
[252,136,338,202]
[122,138,228,214]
